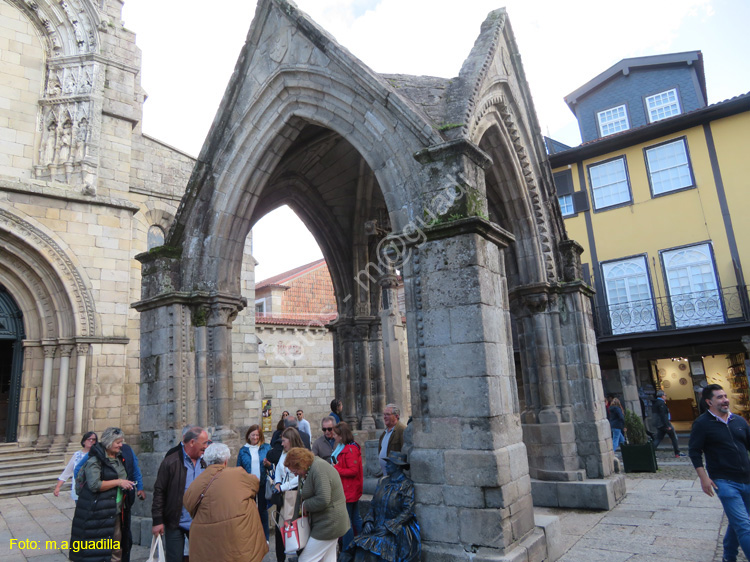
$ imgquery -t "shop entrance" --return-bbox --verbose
[652,353,750,429]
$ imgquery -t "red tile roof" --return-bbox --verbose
[256,259,327,289]
[255,259,336,326]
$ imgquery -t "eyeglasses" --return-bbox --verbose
[323,428,334,432]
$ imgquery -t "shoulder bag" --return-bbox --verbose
[275,501,310,554]
[265,465,275,501]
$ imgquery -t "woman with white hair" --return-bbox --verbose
[184,443,268,562]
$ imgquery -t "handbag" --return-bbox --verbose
[281,488,298,521]
[279,502,310,554]
[265,465,275,501]
[147,535,166,562]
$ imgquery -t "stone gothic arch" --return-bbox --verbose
[0,208,97,443]
[137,2,621,560]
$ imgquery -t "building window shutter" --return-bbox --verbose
[572,190,589,212]
[553,170,574,196]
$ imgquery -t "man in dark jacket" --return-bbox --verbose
[151,426,209,562]
[652,390,683,457]
[689,384,750,562]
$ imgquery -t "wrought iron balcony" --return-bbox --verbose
[593,285,750,338]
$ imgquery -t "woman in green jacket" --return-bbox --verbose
[285,448,349,562]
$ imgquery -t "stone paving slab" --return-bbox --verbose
[0,482,746,561]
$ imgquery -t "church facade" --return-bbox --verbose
[0,0,194,446]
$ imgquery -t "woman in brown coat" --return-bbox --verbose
[184,443,268,562]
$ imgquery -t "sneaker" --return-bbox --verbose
[675,453,687,458]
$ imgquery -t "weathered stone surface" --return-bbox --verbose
[0,1,618,559]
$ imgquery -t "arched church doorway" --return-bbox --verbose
[0,286,24,442]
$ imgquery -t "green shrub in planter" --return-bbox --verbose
[621,409,658,473]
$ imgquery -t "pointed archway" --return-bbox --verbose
[137,2,620,560]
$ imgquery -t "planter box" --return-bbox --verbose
[621,443,658,473]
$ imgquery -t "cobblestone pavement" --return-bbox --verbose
[0,481,745,562]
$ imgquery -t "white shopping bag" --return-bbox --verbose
[147,534,166,562]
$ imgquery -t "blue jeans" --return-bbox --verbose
[715,479,750,560]
[257,491,269,541]
[724,523,738,562]
[341,501,363,551]
[612,428,625,451]
[164,527,188,562]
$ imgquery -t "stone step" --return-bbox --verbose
[1,464,67,480]
[0,455,65,467]
[0,444,68,499]
[0,482,57,498]
[0,446,44,458]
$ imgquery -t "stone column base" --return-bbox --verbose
[530,474,626,510]
[422,513,563,562]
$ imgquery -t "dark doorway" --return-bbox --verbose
[0,287,24,442]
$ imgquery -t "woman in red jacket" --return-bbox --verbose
[332,421,363,551]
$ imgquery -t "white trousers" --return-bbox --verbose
[298,537,338,562]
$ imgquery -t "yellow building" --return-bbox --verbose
[548,51,750,426]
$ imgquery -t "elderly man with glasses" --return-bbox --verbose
[378,404,405,476]
[312,416,337,463]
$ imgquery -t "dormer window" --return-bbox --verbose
[646,89,681,122]
[597,105,629,137]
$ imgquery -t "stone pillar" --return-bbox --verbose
[331,318,383,429]
[72,343,89,435]
[406,216,538,560]
[513,288,584,482]
[194,325,209,428]
[39,343,56,438]
[206,300,240,433]
[55,344,74,436]
[615,348,642,417]
[379,272,409,417]
[557,241,617,482]
[344,336,357,426]
[358,320,376,430]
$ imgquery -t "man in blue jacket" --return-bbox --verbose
[689,384,750,562]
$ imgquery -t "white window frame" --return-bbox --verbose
[558,194,574,216]
[255,299,266,314]
[597,104,629,137]
[661,243,723,328]
[602,256,657,335]
[588,157,631,211]
[645,138,693,196]
[646,88,681,123]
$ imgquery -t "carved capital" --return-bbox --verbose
[208,304,238,328]
[59,344,75,358]
[378,273,400,290]
[43,345,57,359]
[523,293,549,314]
[76,343,90,355]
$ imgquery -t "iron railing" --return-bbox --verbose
[593,285,750,337]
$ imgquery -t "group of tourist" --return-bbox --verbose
[58,401,420,562]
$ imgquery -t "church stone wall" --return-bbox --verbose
[0,3,45,179]
[0,0,195,446]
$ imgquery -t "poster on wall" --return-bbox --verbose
[262,399,272,433]
[690,361,705,376]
